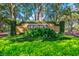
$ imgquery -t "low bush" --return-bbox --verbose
[24,28,59,41]
[10,28,66,42]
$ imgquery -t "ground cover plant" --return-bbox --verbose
[0,32,79,56]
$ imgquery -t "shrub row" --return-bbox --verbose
[11,28,61,42]
[24,28,59,41]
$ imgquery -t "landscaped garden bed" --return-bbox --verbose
[0,28,79,56]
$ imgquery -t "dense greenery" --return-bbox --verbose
[10,28,59,42]
[0,3,79,35]
[25,28,58,40]
[0,36,79,56]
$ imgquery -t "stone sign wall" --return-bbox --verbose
[16,22,60,34]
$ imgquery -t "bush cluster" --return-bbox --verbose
[24,28,59,41]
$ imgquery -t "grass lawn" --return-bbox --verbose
[0,36,79,56]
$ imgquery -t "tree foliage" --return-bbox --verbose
[0,3,79,35]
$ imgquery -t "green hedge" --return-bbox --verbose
[10,28,65,42]
[24,28,59,41]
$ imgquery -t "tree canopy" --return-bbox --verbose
[0,3,79,35]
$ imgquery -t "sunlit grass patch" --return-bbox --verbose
[0,35,79,56]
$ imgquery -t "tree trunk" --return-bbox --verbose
[34,3,37,21]
[9,3,16,36]
[38,3,42,21]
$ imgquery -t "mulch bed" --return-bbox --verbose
[65,31,79,37]
[0,32,8,37]
[73,32,79,37]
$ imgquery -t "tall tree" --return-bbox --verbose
[33,3,42,21]
[52,3,62,22]
[38,3,42,21]
[8,3,16,36]
[34,3,37,21]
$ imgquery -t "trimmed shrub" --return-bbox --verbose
[10,28,62,42]
[24,28,59,41]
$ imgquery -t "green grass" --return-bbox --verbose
[0,36,79,56]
